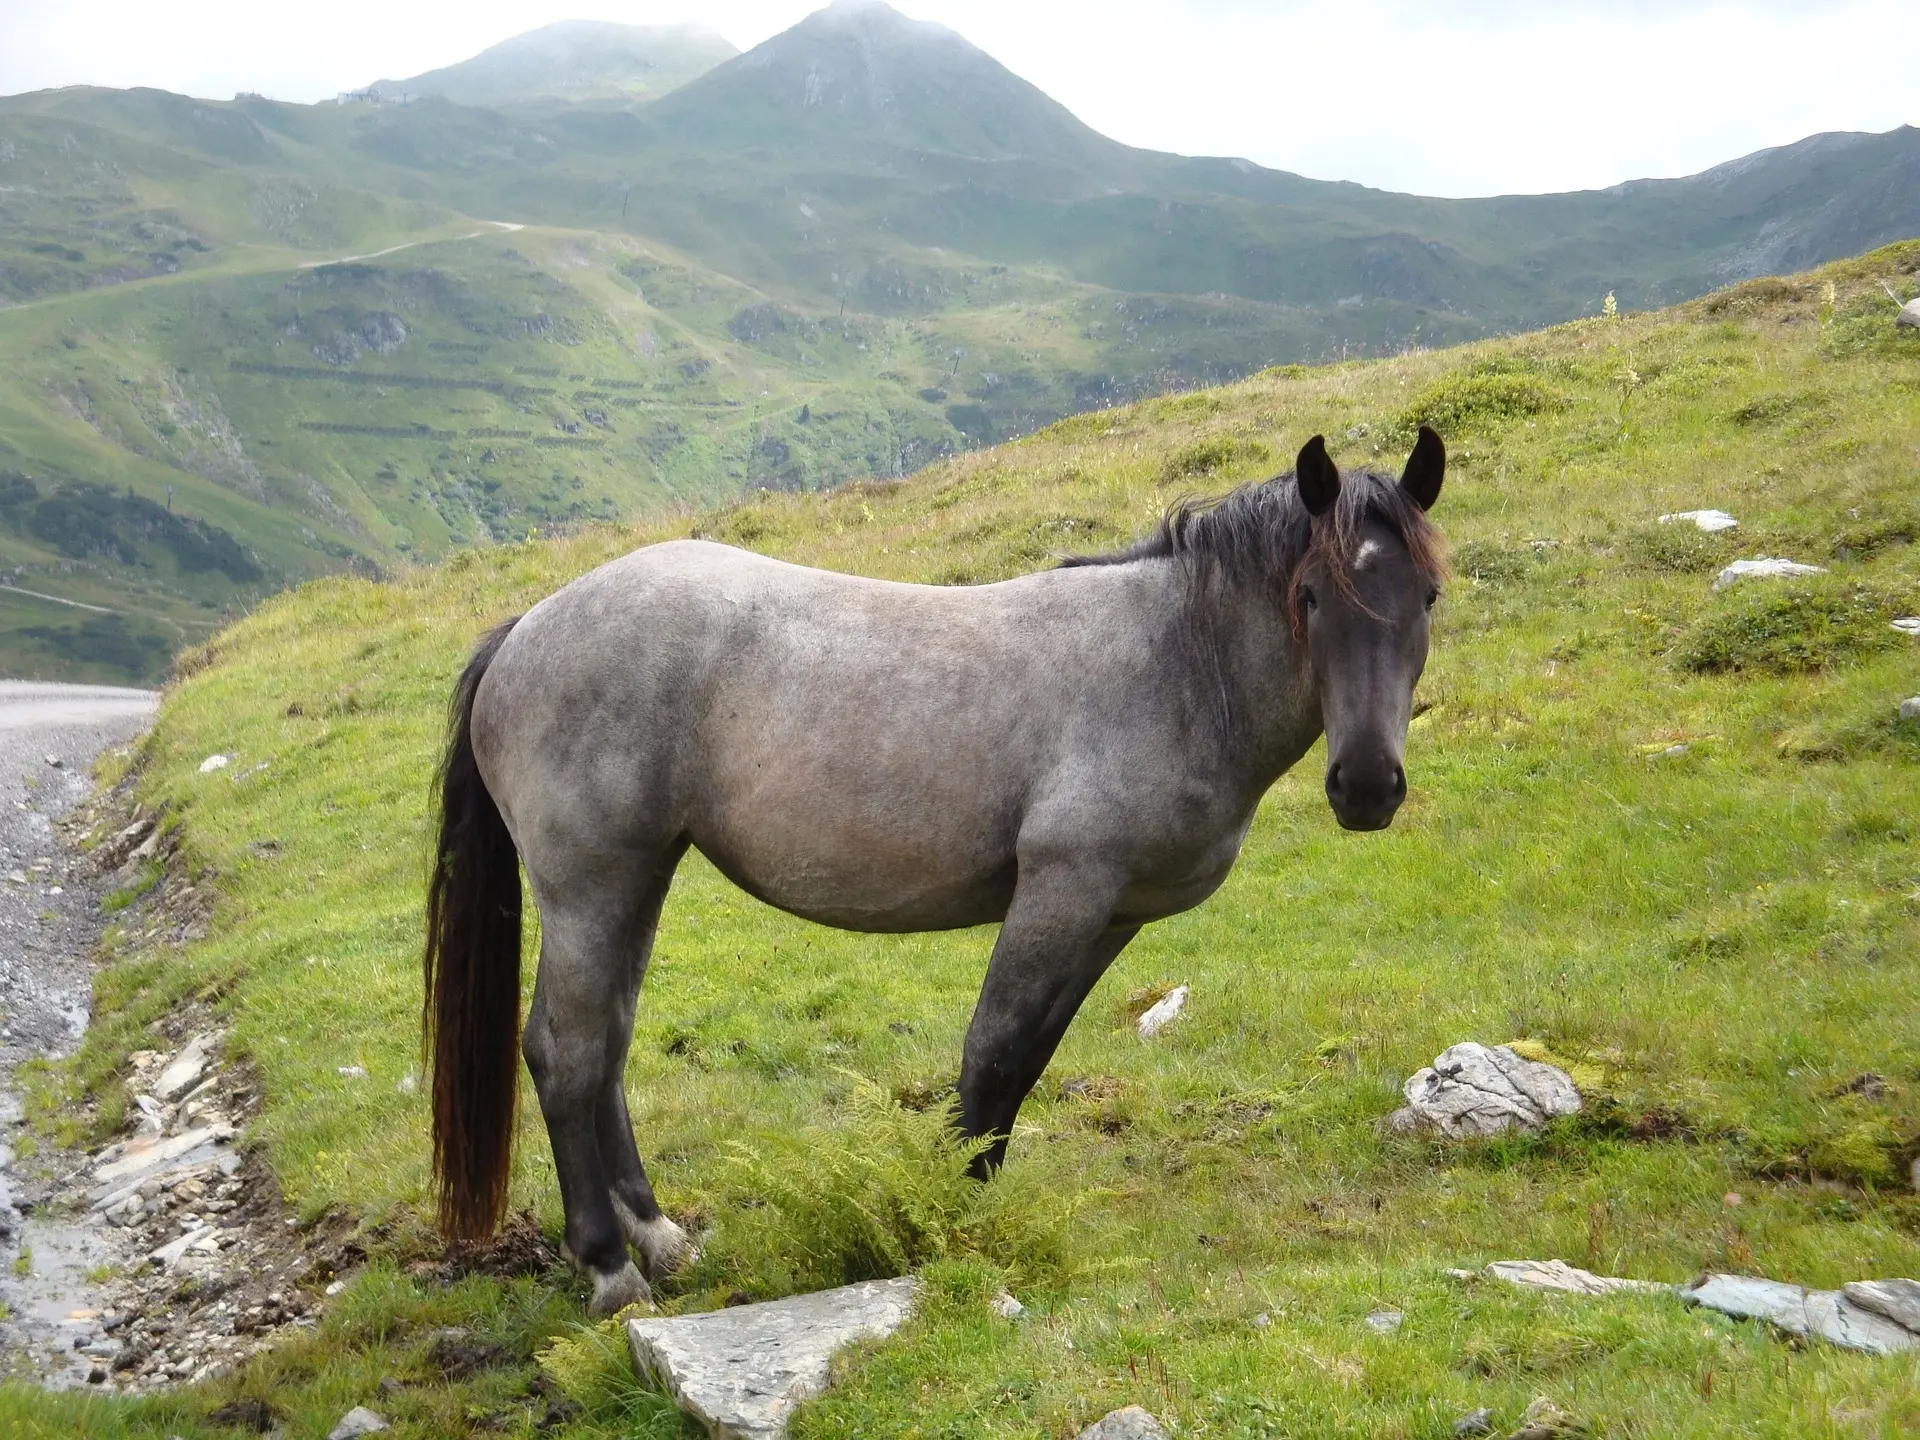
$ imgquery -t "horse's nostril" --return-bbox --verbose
[1325,762,1344,796]
[1392,764,1406,796]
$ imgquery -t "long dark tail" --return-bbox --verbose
[424,616,523,1242]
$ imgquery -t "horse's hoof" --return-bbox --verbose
[618,1205,701,1279]
[587,1262,653,1319]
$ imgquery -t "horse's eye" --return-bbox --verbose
[1425,589,1439,610]
[1301,586,1318,611]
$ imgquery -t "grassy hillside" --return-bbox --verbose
[8,242,1919,1437]
[3,2,1918,683]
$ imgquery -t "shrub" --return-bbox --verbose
[1159,435,1271,483]
[1451,538,1532,584]
[1674,580,1906,674]
[706,1078,1080,1296]
[1621,522,1733,574]
[1392,370,1567,440]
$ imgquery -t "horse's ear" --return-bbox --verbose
[1296,435,1340,516]
[1399,425,1445,511]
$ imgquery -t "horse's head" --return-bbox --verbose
[1292,428,1446,832]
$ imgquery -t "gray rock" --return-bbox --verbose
[1076,1407,1172,1440]
[1453,1409,1493,1437]
[627,1277,918,1439]
[327,1407,390,1440]
[1486,1259,1670,1296]
[992,1291,1027,1321]
[1364,1307,1404,1333]
[1901,698,1920,723]
[1712,557,1827,590]
[1841,1279,1920,1334]
[1387,1044,1580,1138]
[1899,298,1920,328]
[155,1033,218,1102]
[1681,1274,1918,1355]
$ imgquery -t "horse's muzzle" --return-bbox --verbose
[1325,758,1406,831]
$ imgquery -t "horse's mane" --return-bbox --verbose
[1060,465,1448,635]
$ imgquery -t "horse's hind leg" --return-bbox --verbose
[522,855,671,1318]
[597,848,698,1280]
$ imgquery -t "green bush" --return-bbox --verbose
[1674,579,1905,673]
[707,1079,1080,1295]
[1621,522,1734,574]
[1393,371,1566,439]
[1452,538,1533,584]
[1158,434,1271,483]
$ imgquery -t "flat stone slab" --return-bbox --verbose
[1659,509,1738,532]
[627,1277,919,1438]
[1840,1278,1920,1334]
[1487,1259,1671,1297]
[1682,1273,1919,1355]
[1388,1043,1580,1138]
[1713,556,1827,590]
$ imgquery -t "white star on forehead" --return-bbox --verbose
[1354,538,1386,569]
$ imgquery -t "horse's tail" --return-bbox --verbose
[424,616,524,1242]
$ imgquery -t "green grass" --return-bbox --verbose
[11,242,1920,1436]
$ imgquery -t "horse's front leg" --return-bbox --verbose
[957,863,1139,1178]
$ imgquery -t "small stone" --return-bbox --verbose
[327,1407,390,1440]
[1136,984,1189,1039]
[87,1366,106,1384]
[1509,1396,1578,1439]
[155,1033,218,1102]
[1899,697,1920,723]
[198,754,231,773]
[337,1065,367,1079]
[45,755,63,769]
[1250,1311,1271,1330]
[1891,618,1920,637]
[1076,1407,1172,1440]
[1658,509,1738,533]
[1364,1307,1404,1334]
[1453,1409,1493,1437]
[992,1291,1026,1321]
[325,1279,347,1296]
[1712,557,1826,590]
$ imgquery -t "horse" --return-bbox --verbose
[424,428,1448,1315]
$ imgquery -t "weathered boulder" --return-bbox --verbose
[1388,1044,1580,1138]
[1898,298,1920,328]
[1901,697,1920,723]
[626,1277,918,1439]
[327,1408,390,1440]
[1076,1407,1172,1440]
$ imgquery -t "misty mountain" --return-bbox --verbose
[368,20,738,106]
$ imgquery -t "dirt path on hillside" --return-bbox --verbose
[0,682,157,1385]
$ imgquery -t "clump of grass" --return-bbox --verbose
[1158,434,1271,483]
[1673,580,1905,673]
[1393,370,1567,439]
[1621,522,1734,575]
[536,1314,690,1438]
[1452,538,1534,584]
[706,1078,1081,1295]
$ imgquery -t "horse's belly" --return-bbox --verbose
[691,813,1017,934]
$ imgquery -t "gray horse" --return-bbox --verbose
[425,428,1448,1315]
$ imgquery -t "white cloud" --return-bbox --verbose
[1,0,1913,196]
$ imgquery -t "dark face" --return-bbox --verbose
[1301,521,1437,830]
[1292,427,1445,832]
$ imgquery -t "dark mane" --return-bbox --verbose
[1060,464,1448,633]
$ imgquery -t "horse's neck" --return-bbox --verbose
[1186,570,1322,787]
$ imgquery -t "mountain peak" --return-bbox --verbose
[653,0,1110,166]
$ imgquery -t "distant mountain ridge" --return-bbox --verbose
[369,20,738,106]
[0,1,1916,684]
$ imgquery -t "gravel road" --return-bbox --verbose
[0,680,157,1384]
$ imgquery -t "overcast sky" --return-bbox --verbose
[3,0,1915,197]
